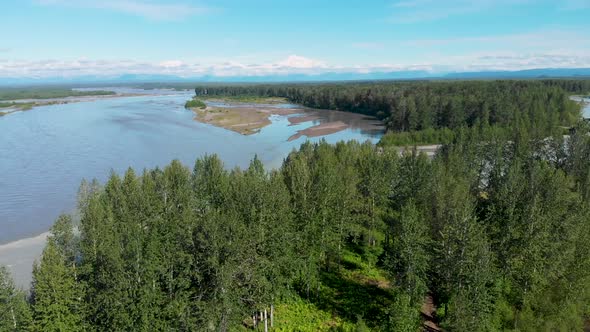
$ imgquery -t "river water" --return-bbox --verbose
[571,96,590,118]
[0,89,383,287]
[0,89,383,245]
[583,98,590,118]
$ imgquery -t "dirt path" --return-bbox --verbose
[421,295,442,332]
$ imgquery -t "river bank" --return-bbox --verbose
[190,103,301,135]
[570,95,590,118]
[0,91,384,287]
[188,98,385,139]
[0,92,148,117]
[0,232,48,288]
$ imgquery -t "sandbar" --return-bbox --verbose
[288,121,349,141]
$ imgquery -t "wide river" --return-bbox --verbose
[0,88,383,285]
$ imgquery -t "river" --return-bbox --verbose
[571,96,590,118]
[0,88,383,287]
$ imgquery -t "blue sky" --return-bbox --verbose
[1,0,589,78]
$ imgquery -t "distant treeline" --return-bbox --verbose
[194,80,587,133]
[3,122,590,330]
[539,79,590,94]
[0,88,115,101]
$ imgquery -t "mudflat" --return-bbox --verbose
[288,121,349,141]
[190,105,301,135]
[188,98,385,139]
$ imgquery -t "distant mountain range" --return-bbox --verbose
[1,68,589,86]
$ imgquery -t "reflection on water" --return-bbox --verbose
[0,90,383,244]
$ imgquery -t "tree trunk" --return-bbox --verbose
[264,308,268,332]
[10,306,16,329]
[270,304,274,328]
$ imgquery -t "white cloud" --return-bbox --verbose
[159,60,184,68]
[1,53,589,79]
[435,52,590,71]
[36,0,209,20]
[276,55,326,69]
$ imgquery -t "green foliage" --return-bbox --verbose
[13,93,590,330]
[0,88,115,101]
[203,95,288,104]
[184,97,206,109]
[31,240,84,332]
[386,200,430,304]
[0,102,37,112]
[386,294,421,332]
[0,102,17,108]
[0,266,32,331]
[194,80,584,132]
[271,298,355,331]
[378,127,455,146]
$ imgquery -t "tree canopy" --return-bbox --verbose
[3,79,590,331]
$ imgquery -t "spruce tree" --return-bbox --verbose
[31,240,83,332]
[0,265,32,331]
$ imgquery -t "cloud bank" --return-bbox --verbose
[1,53,590,80]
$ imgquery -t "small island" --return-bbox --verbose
[184,95,385,139]
[185,97,300,135]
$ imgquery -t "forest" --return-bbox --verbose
[194,80,583,138]
[2,79,590,331]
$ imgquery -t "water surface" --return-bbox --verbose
[0,89,383,244]
[583,98,590,118]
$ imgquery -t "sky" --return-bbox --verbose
[1,0,589,79]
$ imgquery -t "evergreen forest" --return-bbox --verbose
[2,79,590,331]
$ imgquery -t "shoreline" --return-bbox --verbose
[0,232,49,289]
[0,92,148,117]
[188,98,385,139]
[1,96,381,289]
[189,103,301,135]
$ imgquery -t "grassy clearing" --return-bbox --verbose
[233,245,394,331]
[270,298,356,331]
[256,246,395,331]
